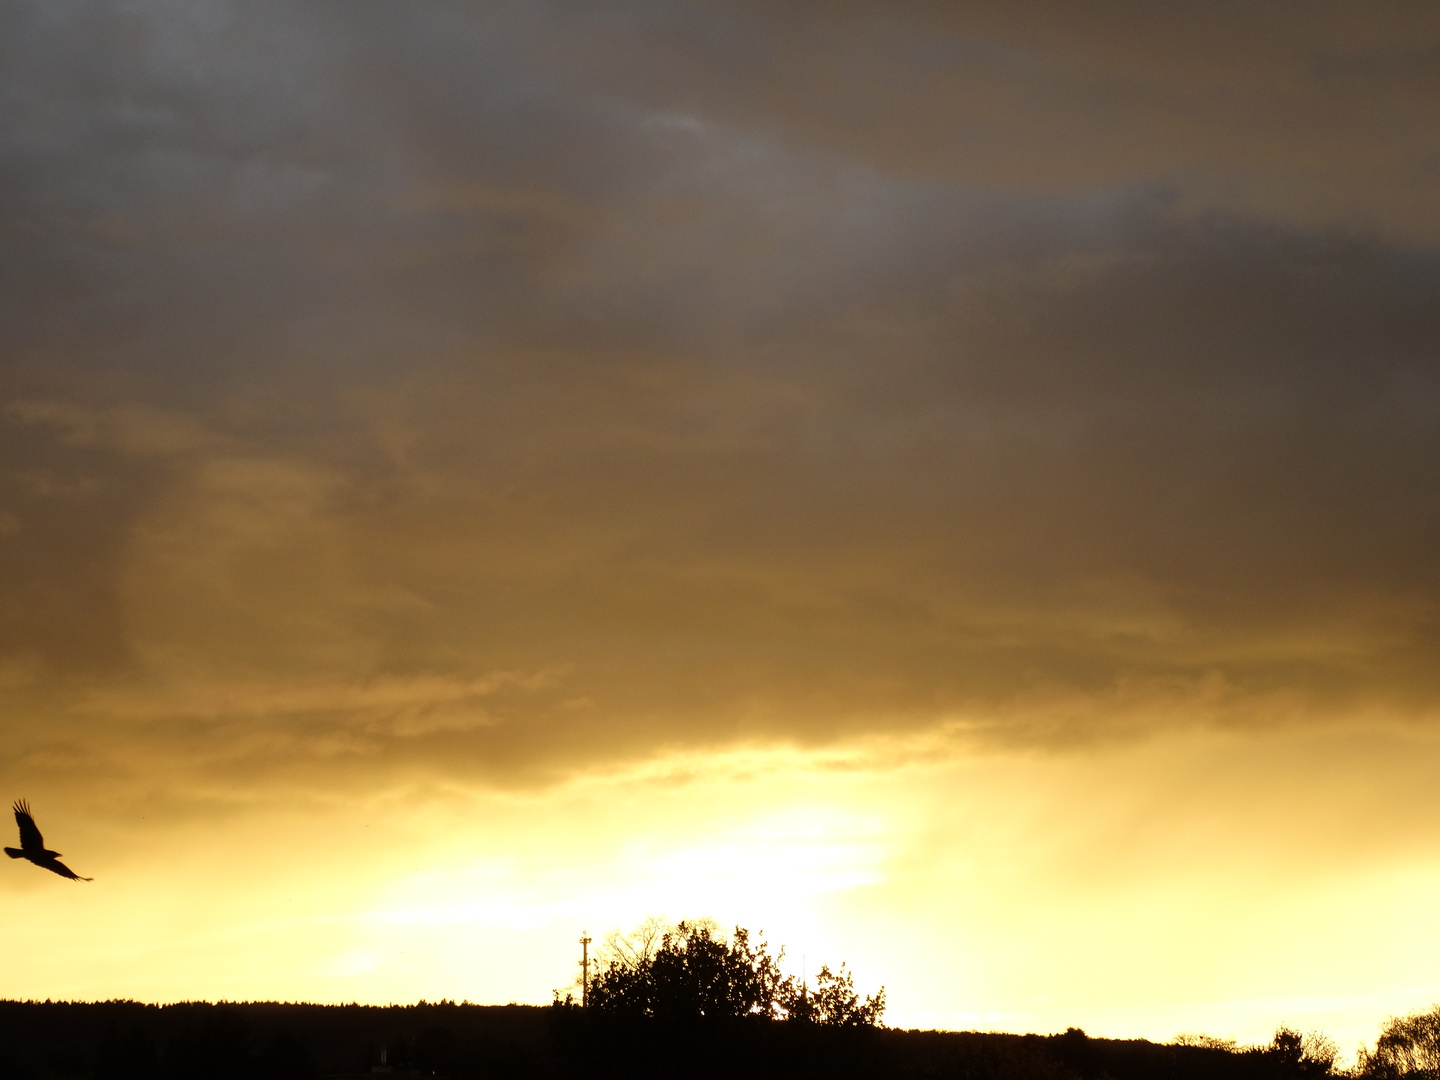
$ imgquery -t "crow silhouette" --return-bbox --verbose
[5,800,92,881]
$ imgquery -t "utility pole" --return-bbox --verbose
[579,931,592,1008]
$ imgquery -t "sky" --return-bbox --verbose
[3,0,1440,1056]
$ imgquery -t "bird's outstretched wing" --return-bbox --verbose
[37,856,91,882]
[13,799,43,854]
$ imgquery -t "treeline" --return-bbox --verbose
[4,915,1440,1080]
[0,999,1400,1080]
[0,999,550,1080]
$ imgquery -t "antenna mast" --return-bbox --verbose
[579,931,592,1008]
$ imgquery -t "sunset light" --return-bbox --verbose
[3,4,1440,1077]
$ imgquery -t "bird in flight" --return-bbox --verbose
[5,800,92,881]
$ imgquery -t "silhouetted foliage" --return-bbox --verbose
[551,918,891,1077]
[0,1000,551,1080]
[584,918,883,1027]
[587,919,793,1022]
[1249,1027,1339,1080]
[0,997,1355,1080]
[1359,1005,1440,1079]
[783,963,887,1027]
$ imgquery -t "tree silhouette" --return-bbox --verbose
[1360,1006,1440,1079]
[1255,1027,1338,1079]
[781,963,886,1027]
[584,918,884,1028]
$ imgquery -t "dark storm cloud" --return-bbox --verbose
[544,1,1440,236]
[2,0,1439,797]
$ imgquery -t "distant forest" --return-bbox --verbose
[2,921,1437,1080]
[0,998,1420,1080]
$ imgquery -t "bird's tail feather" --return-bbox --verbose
[4,847,24,859]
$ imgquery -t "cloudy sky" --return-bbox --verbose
[4,0,1440,1051]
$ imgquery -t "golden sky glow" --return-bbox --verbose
[3,0,1440,1060]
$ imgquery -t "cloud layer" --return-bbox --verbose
[2,1,1440,806]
